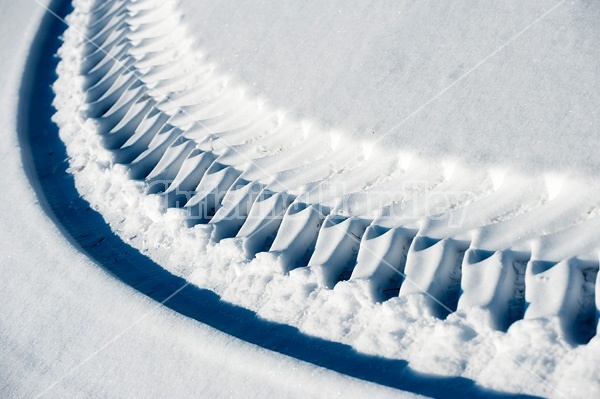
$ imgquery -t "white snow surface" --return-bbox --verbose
[179,0,600,176]
[0,1,415,398]
[49,0,600,398]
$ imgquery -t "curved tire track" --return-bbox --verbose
[16,0,537,397]
[52,0,600,347]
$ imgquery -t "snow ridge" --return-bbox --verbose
[52,0,600,397]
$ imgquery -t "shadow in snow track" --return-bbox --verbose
[17,1,541,398]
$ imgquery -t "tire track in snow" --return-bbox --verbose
[58,0,600,344]
[18,0,539,397]
[45,0,600,396]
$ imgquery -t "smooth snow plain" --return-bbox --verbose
[23,0,600,397]
[1,0,420,398]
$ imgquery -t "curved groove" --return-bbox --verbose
[49,3,600,393]
[17,0,541,397]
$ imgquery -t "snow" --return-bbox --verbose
[0,0,417,398]
[4,0,600,397]
[178,0,600,176]
[181,0,600,175]
[48,0,600,397]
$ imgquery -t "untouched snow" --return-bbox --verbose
[0,0,417,398]
[49,0,600,398]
